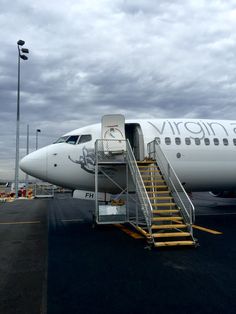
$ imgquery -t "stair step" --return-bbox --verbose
[143,180,165,183]
[152,232,191,238]
[154,241,195,247]
[139,164,158,167]
[152,216,183,221]
[147,190,171,194]
[152,209,179,214]
[139,169,160,173]
[137,161,155,165]
[150,196,173,200]
[140,172,161,175]
[151,203,177,207]
[137,160,157,168]
[151,224,187,229]
[142,176,164,180]
[145,185,168,189]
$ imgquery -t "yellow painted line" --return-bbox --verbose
[192,224,223,235]
[114,224,144,239]
[174,220,223,234]
[0,221,40,225]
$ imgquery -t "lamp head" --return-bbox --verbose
[20,54,28,60]
[21,48,29,53]
[17,40,25,46]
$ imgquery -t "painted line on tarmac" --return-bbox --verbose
[197,212,236,216]
[192,224,223,235]
[174,219,223,235]
[0,220,41,225]
[61,219,84,222]
[114,224,144,239]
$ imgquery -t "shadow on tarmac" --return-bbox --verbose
[47,194,236,314]
[0,193,235,313]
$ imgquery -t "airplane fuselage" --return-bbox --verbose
[20,118,236,193]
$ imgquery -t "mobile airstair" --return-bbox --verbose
[137,139,196,248]
[94,137,196,248]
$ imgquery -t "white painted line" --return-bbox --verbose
[0,221,41,225]
[61,219,84,222]
[197,212,236,216]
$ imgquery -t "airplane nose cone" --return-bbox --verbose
[20,148,47,180]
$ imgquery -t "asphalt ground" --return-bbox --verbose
[0,199,47,314]
[0,193,236,313]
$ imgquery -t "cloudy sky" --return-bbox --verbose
[1,0,236,180]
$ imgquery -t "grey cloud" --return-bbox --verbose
[1,0,236,180]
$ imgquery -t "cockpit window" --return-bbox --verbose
[66,135,79,145]
[78,134,92,144]
[54,134,92,145]
[54,136,69,143]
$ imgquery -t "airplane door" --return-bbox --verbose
[101,114,126,153]
[125,123,144,161]
[133,125,144,161]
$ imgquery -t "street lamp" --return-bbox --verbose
[36,129,41,150]
[14,39,29,198]
[25,124,30,191]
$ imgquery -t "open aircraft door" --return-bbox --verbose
[101,114,126,153]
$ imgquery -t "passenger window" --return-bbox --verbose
[233,139,236,146]
[66,135,79,145]
[213,138,219,146]
[78,134,92,144]
[185,138,191,145]
[165,137,171,145]
[223,138,228,146]
[195,138,200,145]
[204,138,210,146]
[175,137,181,145]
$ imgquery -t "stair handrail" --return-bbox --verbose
[147,139,195,227]
[126,140,153,234]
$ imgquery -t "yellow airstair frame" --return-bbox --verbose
[137,161,195,248]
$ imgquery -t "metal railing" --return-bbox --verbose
[147,139,195,230]
[94,139,152,235]
[126,140,153,235]
[34,181,54,198]
[95,139,128,224]
[95,139,127,163]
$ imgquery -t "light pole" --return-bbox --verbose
[36,129,41,150]
[25,124,29,191]
[14,40,29,198]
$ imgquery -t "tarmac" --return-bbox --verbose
[0,192,236,314]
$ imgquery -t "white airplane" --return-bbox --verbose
[20,114,236,197]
